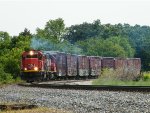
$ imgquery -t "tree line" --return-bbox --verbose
[0,18,150,83]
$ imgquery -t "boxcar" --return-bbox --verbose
[114,58,126,69]
[55,52,67,77]
[67,54,78,77]
[133,58,141,75]
[77,55,89,77]
[88,56,101,77]
[101,57,115,69]
[127,58,141,75]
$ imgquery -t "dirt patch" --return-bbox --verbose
[0,104,38,111]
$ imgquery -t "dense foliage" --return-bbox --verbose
[77,36,134,57]
[0,18,150,83]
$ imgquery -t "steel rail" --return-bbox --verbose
[18,83,150,92]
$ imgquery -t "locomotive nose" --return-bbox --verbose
[24,59,39,71]
[27,64,34,69]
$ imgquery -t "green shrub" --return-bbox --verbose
[142,72,150,81]
[0,65,14,84]
[93,68,145,86]
[99,67,141,81]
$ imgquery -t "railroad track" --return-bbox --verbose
[18,82,150,92]
[37,79,93,84]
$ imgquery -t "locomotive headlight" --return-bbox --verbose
[34,67,38,71]
[29,51,34,55]
[24,68,27,70]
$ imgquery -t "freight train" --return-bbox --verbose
[20,50,141,82]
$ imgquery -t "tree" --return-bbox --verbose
[0,48,24,78]
[65,19,102,43]
[77,36,134,58]
[36,18,66,43]
[19,28,32,37]
[0,31,11,49]
[11,28,32,49]
[108,36,135,57]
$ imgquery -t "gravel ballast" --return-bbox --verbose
[0,85,150,113]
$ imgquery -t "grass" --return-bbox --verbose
[92,69,150,86]
[0,77,24,88]
[0,102,72,113]
[93,78,150,86]
[1,107,73,113]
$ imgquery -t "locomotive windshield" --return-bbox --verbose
[26,54,38,58]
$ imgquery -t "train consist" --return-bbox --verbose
[20,50,141,82]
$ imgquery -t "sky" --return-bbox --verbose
[0,0,150,36]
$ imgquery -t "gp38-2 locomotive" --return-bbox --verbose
[20,50,141,82]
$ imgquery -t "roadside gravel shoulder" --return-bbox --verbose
[0,85,150,113]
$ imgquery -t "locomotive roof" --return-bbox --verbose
[22,50,42,55]
[126,58,141,60]
[102,57,115,59]
[43,51,59,55]
[88,56,102,58]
